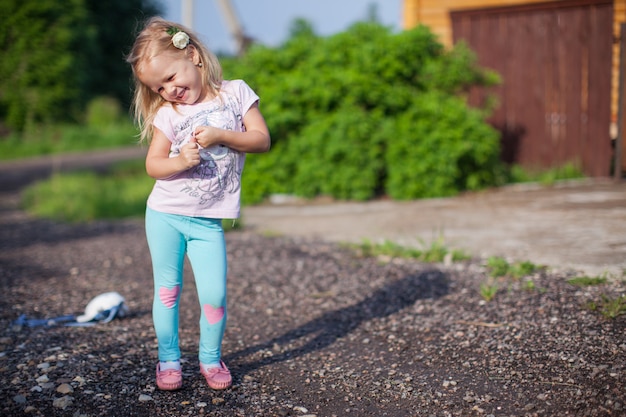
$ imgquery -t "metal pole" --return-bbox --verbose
[182,0,194,30]
[215,0,246,55]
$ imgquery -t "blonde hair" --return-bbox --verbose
[126,17,223,143]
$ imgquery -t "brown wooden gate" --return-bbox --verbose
[450,0,613,176]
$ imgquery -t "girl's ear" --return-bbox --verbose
[188,45,201,66]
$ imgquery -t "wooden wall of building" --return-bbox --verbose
[403,0,621,175]
[403,0,552,46]
[403,0,623,133]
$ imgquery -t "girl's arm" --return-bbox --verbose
[193,102,271,153]
[145,128,201,179]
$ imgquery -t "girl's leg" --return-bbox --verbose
[185,217,228,366]
[145,208,186,362]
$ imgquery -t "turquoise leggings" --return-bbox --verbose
[145,207,227,365]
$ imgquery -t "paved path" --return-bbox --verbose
[2,147,625,277]
[243,180,626,277]
[0,147,147,192]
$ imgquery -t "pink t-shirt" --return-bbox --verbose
[148,79,259,218]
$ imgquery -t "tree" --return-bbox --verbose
[83,0,161,109]
[0,0,91,130]
[0,0,161,131]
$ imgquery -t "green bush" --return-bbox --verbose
[224,22,502,204]
[0,0,92,130]
[21,165,152,222]
[288,105,386,200]
[385,92,501,199]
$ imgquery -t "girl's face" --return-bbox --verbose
[138,48,207,105]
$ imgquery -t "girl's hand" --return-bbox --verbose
[146,127,202,179]
[193,125,222,149]
[179,136,201,169]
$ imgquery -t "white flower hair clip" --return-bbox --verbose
[167,26,190,49]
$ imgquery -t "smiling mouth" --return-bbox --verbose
[173,87,189,102]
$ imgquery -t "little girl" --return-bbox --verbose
[126,17,270,391]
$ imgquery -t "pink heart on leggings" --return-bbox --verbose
[159,285,180,308]
[203,305,225,325]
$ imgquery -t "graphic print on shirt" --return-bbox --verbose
[171,96,243,205]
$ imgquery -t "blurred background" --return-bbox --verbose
[0,0,622,223]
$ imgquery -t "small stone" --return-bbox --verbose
[138,394,153,402]
[13,394,26,404]
[196,402,208,408]
[52,395,74,410]
[293,406,308,413]
[24,406,37,414]
[212,397,225,405]
[37,362,50,370]
[36,375,49,383]
[56,383,73,394]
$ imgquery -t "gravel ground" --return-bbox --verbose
[1,192,625,417]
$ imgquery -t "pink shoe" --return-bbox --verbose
[200,360,232,390]
[156,363,183,391]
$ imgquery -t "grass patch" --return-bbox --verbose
[419,237,470,263]
[222,219,243,232]
[522,279,536,291]
[585,295,626,319]
[486,256,543,279]
[563,273,626,320]
[21,160,152,222]
[480,257,545,302]
[507,162,585,185]
[348,236,470,263]
[353,239,422,259]
[567,275,608,287]
[21,159,245,231]
[567,274,626,320]
[486,256,510,278]
[480,279,499,302]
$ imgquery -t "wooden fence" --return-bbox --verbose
[450,0,613,176]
